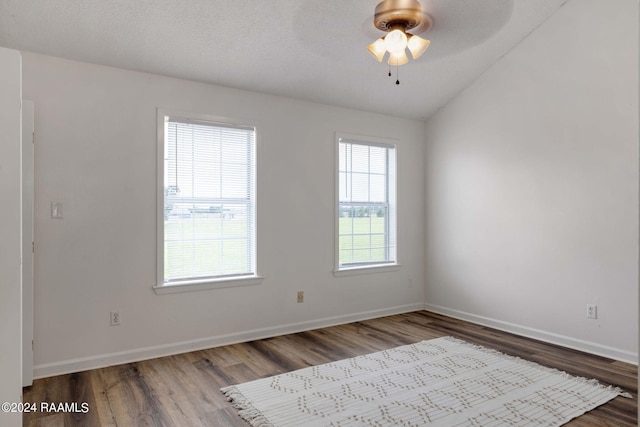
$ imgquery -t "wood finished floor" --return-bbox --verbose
[23,311,637,426]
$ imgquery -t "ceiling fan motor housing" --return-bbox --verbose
[374,0,430,32]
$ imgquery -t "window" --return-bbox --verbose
[157,111,257,290]
[336,135,397,271]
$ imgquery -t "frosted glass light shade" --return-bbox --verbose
[384,29,408,54]
[387,50,409,66]
[367,38,386,62]
[407,35,430,59]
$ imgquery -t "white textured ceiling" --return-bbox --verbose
[0,0,566,120]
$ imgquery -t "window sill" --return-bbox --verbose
[153,275,264,295]
[333,264,402,277]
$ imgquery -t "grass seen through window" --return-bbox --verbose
[339,214,386,265]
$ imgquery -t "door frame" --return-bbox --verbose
[22,100,34,387]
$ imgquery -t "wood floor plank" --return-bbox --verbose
[23,311,637,426]
[26,413,65,427]
[88,369,118,427]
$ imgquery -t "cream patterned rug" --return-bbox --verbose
[221,336,630,426]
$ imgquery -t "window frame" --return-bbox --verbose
[154,109,262,295]
[334,132,400,276]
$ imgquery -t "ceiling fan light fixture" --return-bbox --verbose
[407,34,430,59]
[367,38,387,62]
[387,50,409,66]
[384,29,408,54]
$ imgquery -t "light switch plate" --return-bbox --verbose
[51,202,63,219]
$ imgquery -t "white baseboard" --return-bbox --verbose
[33,303,424,379]
[424,303,638,365]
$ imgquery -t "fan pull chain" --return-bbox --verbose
[386,58,400,85]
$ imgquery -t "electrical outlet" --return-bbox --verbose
[110,310,121,326]
[297,291,304,303]
[586,304,597,319]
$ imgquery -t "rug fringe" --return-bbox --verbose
[441,336,633,399]
[221,385,275,427]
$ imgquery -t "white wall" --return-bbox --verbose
[0,47,22,427]
[22,53,426,377]
[425,0,638,362]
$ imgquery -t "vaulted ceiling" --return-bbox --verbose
[0,0,567,120]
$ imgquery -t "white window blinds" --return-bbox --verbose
[162,116,256,283]
[338,138,396,268]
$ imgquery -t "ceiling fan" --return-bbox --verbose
[366,0,432,84]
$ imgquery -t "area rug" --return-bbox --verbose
[221,336,630,426]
